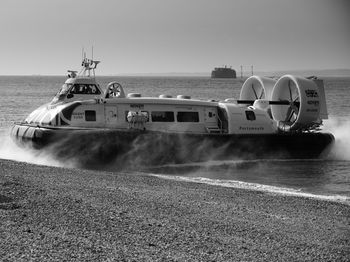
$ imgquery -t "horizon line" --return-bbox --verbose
[0,68,349,77]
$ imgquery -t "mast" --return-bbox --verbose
[92,46,95,77]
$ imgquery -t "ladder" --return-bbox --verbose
[206,126,222,134]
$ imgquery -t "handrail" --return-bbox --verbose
[217,113,223,134]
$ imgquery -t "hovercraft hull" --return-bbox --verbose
[11,124,335,168]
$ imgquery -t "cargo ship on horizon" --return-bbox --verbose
[211,66,236,78]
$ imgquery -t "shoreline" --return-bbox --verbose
[1,159,349,261]
[150,173,350,205]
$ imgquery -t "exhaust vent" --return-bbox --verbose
[177,95,191,99]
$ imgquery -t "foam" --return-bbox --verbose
[0,130,69,168]
[150,173,350,204]
[323,118,350,161]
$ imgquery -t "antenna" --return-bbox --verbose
[78,46,100,78]
[82,46,87,61]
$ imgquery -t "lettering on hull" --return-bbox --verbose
[239,126,265,131]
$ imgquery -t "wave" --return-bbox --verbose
[150,173,350,204]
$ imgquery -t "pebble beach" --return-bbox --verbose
[0,159,349,261]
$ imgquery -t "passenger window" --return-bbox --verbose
[177,112,199,122]
[124,111,149,122]
[85,110,96,121]
[151,111,174,122]
[245,111,256,121]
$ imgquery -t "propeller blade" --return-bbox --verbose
[294,106,299,115]
[288,103,299,122]
[287,109,297,122]
[285,106,293,122]
[251,84,258,99]
[259,89,264,99]
[288,80,293,101]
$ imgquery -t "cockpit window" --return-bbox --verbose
[52,83,72,102]
[51,83,101,104]
[58,84,72,95]
[70,84,101,95]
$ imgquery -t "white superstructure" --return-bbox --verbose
[22,58,328,136]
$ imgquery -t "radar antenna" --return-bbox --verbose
[78,48,100,78]
[67,70,78,78]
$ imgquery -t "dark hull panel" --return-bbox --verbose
[11,124,335,168]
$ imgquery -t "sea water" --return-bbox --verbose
[0,75,349,202]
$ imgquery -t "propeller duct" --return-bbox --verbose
[271,75,321,131]
[240,76,276,101]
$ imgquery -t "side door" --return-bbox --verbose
[105,105,118,126]
[204,107,218,126]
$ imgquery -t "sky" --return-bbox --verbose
[0,0,349,75]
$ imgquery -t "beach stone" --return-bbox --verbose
[0,159,349,261]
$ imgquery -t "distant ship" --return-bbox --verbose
[211,66,236,78]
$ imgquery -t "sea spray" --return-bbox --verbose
[323,117,350,160]
[0,129,70,167]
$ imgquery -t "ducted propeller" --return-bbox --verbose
[283,80,300,123]
[240,76,276,101]
[271,75,321,131]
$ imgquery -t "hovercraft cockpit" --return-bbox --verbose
[51,58,103,104]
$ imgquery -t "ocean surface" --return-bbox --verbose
[0,75,349,203]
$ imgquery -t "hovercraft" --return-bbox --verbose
[11,58,334,167]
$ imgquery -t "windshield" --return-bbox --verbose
[58,83,73,95]
[51,83,73,104]
[70,84,101,95]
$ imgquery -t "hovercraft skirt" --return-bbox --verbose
[11,124,335,167]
